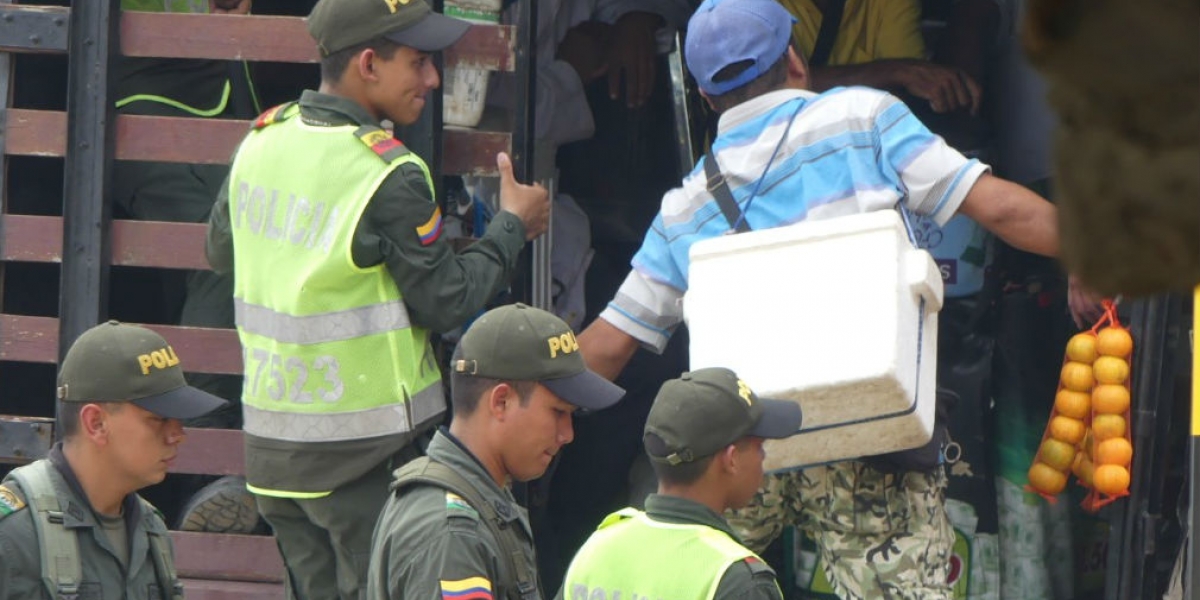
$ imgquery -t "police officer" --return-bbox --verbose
[0,321,227,600]
[557,368,801,600]
[367,304,624,600]
[204,0,550,597]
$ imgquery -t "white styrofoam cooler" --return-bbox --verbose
[684,210,943,472]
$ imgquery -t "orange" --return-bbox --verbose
[1092,414,1127,441]
[1092,384,1131,414]
[1092,464,1130,495]
[1096,327,1134,358]
[1048,415,1087,445]
[1028,462,1068,495]
[1060,361,1095,392]
[1072,453,1096,487]
[1065,333,1098,364]
[1093,356,1130,385]
[1054,389,1091,419]
[1095,438,1133,466]
[1038,438,1077,471]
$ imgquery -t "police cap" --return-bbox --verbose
[644,368,802,465]
[307,0,470,57]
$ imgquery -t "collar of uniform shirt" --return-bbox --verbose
[438,426,494,476]
[643,493,745,543]
[298,89,382,129]
[48,443,143,529]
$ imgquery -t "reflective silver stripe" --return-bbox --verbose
[409,384,445,427]
[235,298,412,345]
[243,388,446,443]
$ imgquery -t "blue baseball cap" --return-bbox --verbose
[685,0,798,96]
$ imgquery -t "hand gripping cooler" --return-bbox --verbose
[684,210,944,471]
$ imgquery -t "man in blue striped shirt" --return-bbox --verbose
[576,0,1093,598]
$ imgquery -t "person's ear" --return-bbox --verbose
[700,89,717,112]
[356,49,379,82]
[718,443,739,474]
[786,46,809,88]
[79,404,109,444]
[487,383,514,421]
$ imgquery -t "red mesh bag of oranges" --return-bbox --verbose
[1026,300,1133,512]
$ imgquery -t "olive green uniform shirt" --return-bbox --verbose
[555,494,784,600]
[0,445,176,600]
[206,91,527,492]
[367,429,540,600]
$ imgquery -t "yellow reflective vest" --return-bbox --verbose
[562,508,774,600]
[227,103,445,446]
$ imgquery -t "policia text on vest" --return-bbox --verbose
[231,182,341,253]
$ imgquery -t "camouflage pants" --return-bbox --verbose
[726,460,954,600]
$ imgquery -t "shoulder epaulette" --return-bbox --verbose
[354,125,410,162]
[253,102,297,129]
[0,484,26,519]
[596,507,640,530]
[742,555,775,576]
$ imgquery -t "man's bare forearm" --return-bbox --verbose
[577,318,640,381]
[958,174,1059,257]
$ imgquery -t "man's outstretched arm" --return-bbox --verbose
[958,173,1105,326]
[957,172,1058,258]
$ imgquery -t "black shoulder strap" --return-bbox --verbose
[703,151,751,233]
[809,0,846,68]
[392,458,538,600]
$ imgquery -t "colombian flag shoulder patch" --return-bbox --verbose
[440,577,493,600]
[417,206,444,246]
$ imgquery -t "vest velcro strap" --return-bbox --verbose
[254,102,296,129]
[354,125,410,162]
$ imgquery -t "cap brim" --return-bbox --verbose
[748,398,802,439]
[384,12,472,52]
[131,386,228,421]
[542,369,625,412]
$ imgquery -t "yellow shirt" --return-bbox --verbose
[780,0,926,66]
